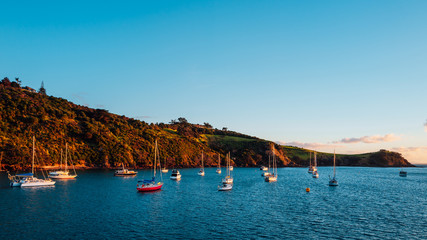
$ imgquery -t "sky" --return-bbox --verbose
[1,1,427,164]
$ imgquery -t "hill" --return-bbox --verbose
[0,77,414,170]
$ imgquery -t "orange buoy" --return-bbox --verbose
[306,188,310,192]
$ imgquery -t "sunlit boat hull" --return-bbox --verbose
[20,179,56,187]
[264,176,277,182]
[198,171,205,176]
[49,174,77,179]
[216,169,221,174]
[222,177,233,184]
[161,169,169,173]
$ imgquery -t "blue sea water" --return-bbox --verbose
[0,167,426,240]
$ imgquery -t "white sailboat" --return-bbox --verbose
[198,151,205,176]
[264,151,277,182]
[13,136,56,187]
[328,150,338,186]
[312,151,319,178]
[308,152,314,174]
[216,154,221,174]
[262,155,272,177]
[161,157,169,173]
[49,143,78,179]
[221,152,233,185]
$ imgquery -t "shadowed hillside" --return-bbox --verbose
[0,77,414,170]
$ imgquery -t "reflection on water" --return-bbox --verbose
[0,167,426,239]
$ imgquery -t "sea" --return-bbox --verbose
[0,167,426,239]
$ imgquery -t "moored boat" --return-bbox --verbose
[218,182,232,191]
[221,152,233,184]
[170,169,181,180]
[114,163,137,176]
[216,154,221,174]
[264,150,277,182]
[49,144,77,179]
[198,152,205,176]
[399,169,407,177]
[137,140,163,192]
[11,136,56,187]
[328,150,338,186]
[312,151,319,178]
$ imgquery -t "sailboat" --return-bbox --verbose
[10,136,56,187]
[216,154,221,174]
[328,150,338,186]
[219,152,236,190]
[49,144,78,179]
[137,140,163,192]
[114,163,137,176]
[312,151,319,178]
[161,158,169,173]
[221,152,233,185]
[198,152,205,176]
[262,155,272,177]
[308,152,314,174]
[264,151,277,182]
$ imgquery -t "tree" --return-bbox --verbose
[1,77,11,87]
[222,127,228,131]
[15,77,21,86]
[203,122,212,128]
[178,117,188,124]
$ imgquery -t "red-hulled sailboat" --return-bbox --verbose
[137,140,163,192]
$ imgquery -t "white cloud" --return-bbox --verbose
[424,120,427,132]
[276,141,341,150]
[334,134,400,144]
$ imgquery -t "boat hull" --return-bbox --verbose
[265,176,277,182]
[114,173,137,177]
[218,184,233,191]
[170,176,181,180]
[161,169,169,173]
[10,181,21,187]
[21,180,56,187]
[137,183,163,192]
[49,174,77,179]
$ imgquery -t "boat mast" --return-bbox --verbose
[154,140,157,177]
[314,152,317,168]
[202,151,204,170]
[65,143,68,172]
[32,136,35,175]
[218,154,220,168]
[309,151,311,167]
[333,150,336,178]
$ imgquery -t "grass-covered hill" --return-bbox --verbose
[0,77,414,170]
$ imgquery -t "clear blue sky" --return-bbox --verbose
[1,1,427,163]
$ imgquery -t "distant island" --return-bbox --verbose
[0,77,414,171]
